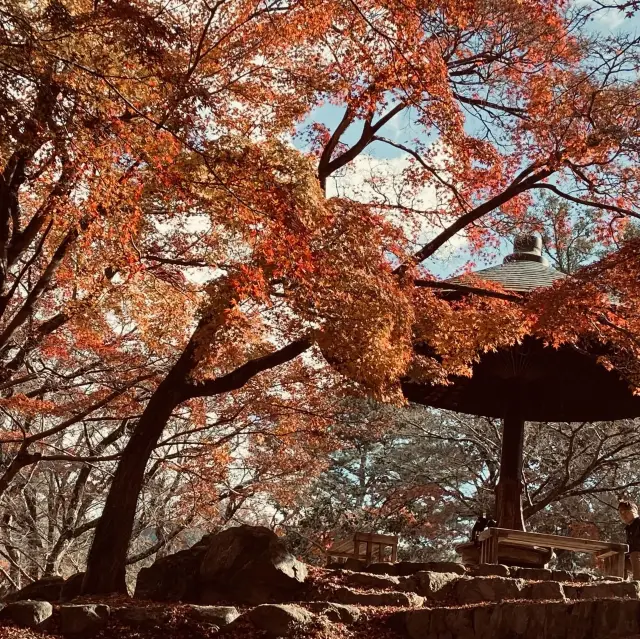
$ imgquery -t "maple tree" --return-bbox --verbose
[3,0,640,596]
[0,368,343,592]
[277,400,457,565]
[0,0,342,593]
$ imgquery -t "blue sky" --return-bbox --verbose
[291,4,640,278]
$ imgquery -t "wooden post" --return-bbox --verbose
[486,529,499,564]
[495,399,526,531]
[615,552,625,578]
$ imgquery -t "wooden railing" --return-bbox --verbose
[326,532,399,565]
[478,527,628,577]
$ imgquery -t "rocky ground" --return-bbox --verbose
[0,593,406,639]
[2,525,640,639]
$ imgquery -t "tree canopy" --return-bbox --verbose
[3,0,640,594]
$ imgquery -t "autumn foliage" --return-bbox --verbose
[2,0,640,594]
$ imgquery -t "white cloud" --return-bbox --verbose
[326,151,469,263]
[595,7,626,29]
[576,0,627,31]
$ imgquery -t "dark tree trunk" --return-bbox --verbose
[495,402,526,531]
[81,328,311,595]
[81,365,189,594]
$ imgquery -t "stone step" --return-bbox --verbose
[317,572,640,608]
[440,575,640,605]
[315,586,425,608]
[357,561,467,577]
[398,598,640,639]
[342,561,605,583]
[337,570,401,589]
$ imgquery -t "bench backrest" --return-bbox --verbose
[353,532,398,545]
[480,527,627,553]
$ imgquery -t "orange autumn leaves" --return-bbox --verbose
[410,285,532,386]
[175,132,640,404]
[530,237,640,392]
[408,235,640,398]
[178,138,415,397]
[3,0,640,450]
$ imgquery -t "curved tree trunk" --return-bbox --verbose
[81,366,189,594]
[81,333,311,594]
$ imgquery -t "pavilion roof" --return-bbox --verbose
[404,234,640,422]
[450,234,566,293]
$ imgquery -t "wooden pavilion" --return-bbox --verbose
[402,235,640,534]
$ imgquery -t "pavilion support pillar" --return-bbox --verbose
[495,403,526,531]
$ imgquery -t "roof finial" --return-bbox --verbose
[504,233,547,265]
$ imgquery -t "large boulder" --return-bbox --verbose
[59,604,110,635]
[0,600,53,629]
[4,576,64,603]
[134,534,213,601]
[246,604,315,637]
[199,525,307,604]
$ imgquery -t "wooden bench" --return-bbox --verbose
[478,527,628,577]
[326,532,399,565]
